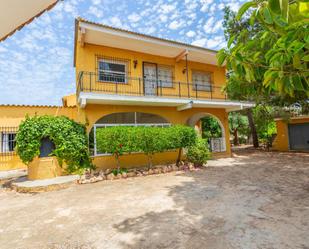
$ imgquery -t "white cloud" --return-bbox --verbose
[203,17,215,33]
[186,30,196,37]
[88,6,103,18]
[109,16,122,27]
[128,13,141,23]
[160,4,176,14]
[192,38,207,47]
[168,20,183,30]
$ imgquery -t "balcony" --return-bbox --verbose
[76,71,251,111]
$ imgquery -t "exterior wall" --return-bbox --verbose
[0,105,78,171]
[76,44,226,99]
[83,104,231,170]
[273,117,309,151]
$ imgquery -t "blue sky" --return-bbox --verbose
[0,0,245,105]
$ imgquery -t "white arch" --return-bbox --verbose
[186,112,226,152]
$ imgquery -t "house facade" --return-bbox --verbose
[0,18,252,171]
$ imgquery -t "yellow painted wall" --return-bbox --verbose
[0,105,78,171]
[273,117,309,151]
[76,43,226,100]
[83,104,231,169]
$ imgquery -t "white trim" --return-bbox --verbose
[78,92,254,111]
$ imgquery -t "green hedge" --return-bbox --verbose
[16,115,93,173]
[96,125,197,170]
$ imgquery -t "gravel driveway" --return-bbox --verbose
[0,149,308,249]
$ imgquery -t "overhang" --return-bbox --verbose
[78,92,254,112]
[74,18,219,67]
[0,0,59,42]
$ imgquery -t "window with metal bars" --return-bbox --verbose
[1,132,16,153]
[192,71,212,91]
[96,55,130,83]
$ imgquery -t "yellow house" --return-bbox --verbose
[273,116,309,152]
[0,17,253,172]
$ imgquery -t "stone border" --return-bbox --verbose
[78,162,202,184]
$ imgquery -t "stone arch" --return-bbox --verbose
[186,112,226,152]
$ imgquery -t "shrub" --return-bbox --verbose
[96,126,132,173]
[96,125,197,169]
[15,115,93,173]
[186,138,210,167]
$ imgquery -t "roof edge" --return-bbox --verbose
[76,17,218,55]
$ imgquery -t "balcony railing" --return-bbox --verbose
[77,71,227,100]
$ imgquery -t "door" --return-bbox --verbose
[143,63,157,96]
[288,123,309,151]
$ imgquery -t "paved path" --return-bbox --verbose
[0,150,308,249]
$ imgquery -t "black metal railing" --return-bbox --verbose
[77,71,227,100]
[0,127,18,161]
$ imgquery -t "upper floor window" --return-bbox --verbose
[192,71,212,91]
[98,58,128,83]
[1,132,16,153]
[158,65,173,88]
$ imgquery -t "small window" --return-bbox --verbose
[1,133,16,153]
[98,59,128,83]
[158,66,173,88]
[192,71,212,91]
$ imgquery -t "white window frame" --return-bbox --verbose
[93,123,171,156]
[192,71,212,92]
[98,58,128,84]
[0,132,16,153]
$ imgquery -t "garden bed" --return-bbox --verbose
[77,161,202,184]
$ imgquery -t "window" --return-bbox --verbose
[90,112,170,156]
[158,66,173,87]
[192,71,212,91]
[98,58,128,83]
[1,133,16,153]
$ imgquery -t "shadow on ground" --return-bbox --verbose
[113,150,309,249]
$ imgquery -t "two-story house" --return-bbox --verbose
[0,17,252,171]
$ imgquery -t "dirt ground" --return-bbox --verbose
[0,149,308,249]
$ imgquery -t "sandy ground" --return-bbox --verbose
[0,149,308,249]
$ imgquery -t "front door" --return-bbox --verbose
[143,63,157,96]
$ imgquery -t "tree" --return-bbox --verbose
[228,112,249,145]
[201,116,222,139]
[218,0,309,100]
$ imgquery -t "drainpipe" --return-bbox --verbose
[186,54,189,97]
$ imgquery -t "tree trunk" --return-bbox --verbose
[247,108,259,148]
[147,154,153,170]
[176,148,182,166]
[233,128,239,145]
[115,154,120,174]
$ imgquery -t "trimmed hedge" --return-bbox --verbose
[96,125,197,170]
[16,115,93,173]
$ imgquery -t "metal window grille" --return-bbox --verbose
[95,55,131,84]
[0,127,18,156]
[209,137,226,152]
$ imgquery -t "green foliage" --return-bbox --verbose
[201,116,222,139]
[186,138,211,166]
[253,106,277,147]
[112,168,128,176]
[96,125,197,169]
[219,1,309,104]
[15,115,93,173]
[228,112,250,145]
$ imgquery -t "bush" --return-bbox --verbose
[96,125,197,169]
[16,115,93,173]
[186,138,210,167]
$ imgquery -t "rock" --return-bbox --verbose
[96,175,103,181]
[107,173,115,180]
[136,172,143,177]
[127,171,137,178]
[154,168,162,174]
[180,161,185,166]
[90,177,97,183]
[142,171,148,176]
[178,165,185,171]
[189,164,195,171]
[105,169,111,175]
[81,179,90,184]
[172,165,179,171]
[162,166,168,173]
[148,169,154,175]
[116,174,122,179]
[121,172,127,178]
